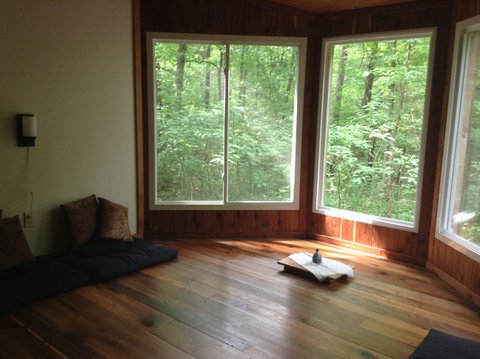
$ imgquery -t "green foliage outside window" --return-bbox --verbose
[228,45,296,201]
[154,43,225,201]
[153,41,299,203]
[450,31,480,245]
[322,37,431,222]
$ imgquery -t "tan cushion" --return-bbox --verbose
[97,198,132,241]
[0,215,35,271]
[62,195,98,247]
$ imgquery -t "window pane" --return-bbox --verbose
[154,43,225,201]
[228,45,298,202]
[323,37,431,222]
[449,31,480,245]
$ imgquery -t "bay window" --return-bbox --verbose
[437,16,480,259]
[314,30,435,231]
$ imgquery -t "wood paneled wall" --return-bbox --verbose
[135,0,480,305]
[136,0,315,238]
[134,0,480,293]
[427,0,480,303]
[136,0,452,250]
[308,0,452,266]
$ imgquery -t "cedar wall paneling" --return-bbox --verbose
[135,0,480,304]
[137,0,315,238]
[133,0,144,234]
[307,1,452,266]
[427,0,480,302]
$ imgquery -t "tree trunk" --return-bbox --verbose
[239,47,247,119]
[155,57,162,109]
[175,44,187,109]
[384,40,398,217]
[363,42,378,167]
[333,46,348,122]
[203,46,211,109]
[217,51,224,102]
[284,49,297,104]
[362,42,377,110]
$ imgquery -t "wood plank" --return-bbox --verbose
[429,238,480,301]
[154,260,415,356]
[133,0,144,236]
[2,238,480,358]
[135,270,390,358]
[13,297,189,359]
[427,262,480,311]
[166,242,480,344]
[134,0,480,308]
[269,0,420,14]
[141,0,311,239]
[313,233,426,266]
[0,316,65,359]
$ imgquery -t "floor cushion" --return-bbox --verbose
[0,256,90,316]
[73,238,136,256]
[55,239,178,283]
[410,329,480,359]
[61,194,98,247]
[97,198,133,241]
[0,215,35,271]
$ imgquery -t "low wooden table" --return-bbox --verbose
[277,256,354,283]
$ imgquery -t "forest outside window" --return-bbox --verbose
[437,16,480,260]
[314,30,435,231]
[147,34,306,209]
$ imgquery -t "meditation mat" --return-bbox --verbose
[410,329,480,359]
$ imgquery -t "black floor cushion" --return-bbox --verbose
[410,329,480,359]
[55,239,178,283]
[0,256,90,316]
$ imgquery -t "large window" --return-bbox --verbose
[437,16,480,260]
[147,34,306,209]
[314,30,435,231]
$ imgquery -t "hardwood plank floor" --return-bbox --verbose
[1,238,479,358]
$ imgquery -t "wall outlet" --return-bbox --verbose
[23,212,34,228]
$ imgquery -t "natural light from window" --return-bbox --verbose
[438,16,480,258]
[315,30,434,231]
[148,34,305,209]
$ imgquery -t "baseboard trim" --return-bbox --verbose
[426,262,480,310]
[312,234,426,267]
[145,231,307,240]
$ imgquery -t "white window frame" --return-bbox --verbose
[147,33,307,210]
[313,29,436,232]
[436,16,480,262]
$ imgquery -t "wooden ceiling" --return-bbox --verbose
[267,0,421,14]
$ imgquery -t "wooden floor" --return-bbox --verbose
[1,238,480,358]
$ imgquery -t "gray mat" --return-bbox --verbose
[410,329,480,359]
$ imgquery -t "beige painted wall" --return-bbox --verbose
[0,0,136,254]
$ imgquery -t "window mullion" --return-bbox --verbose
[223,44,230,205]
